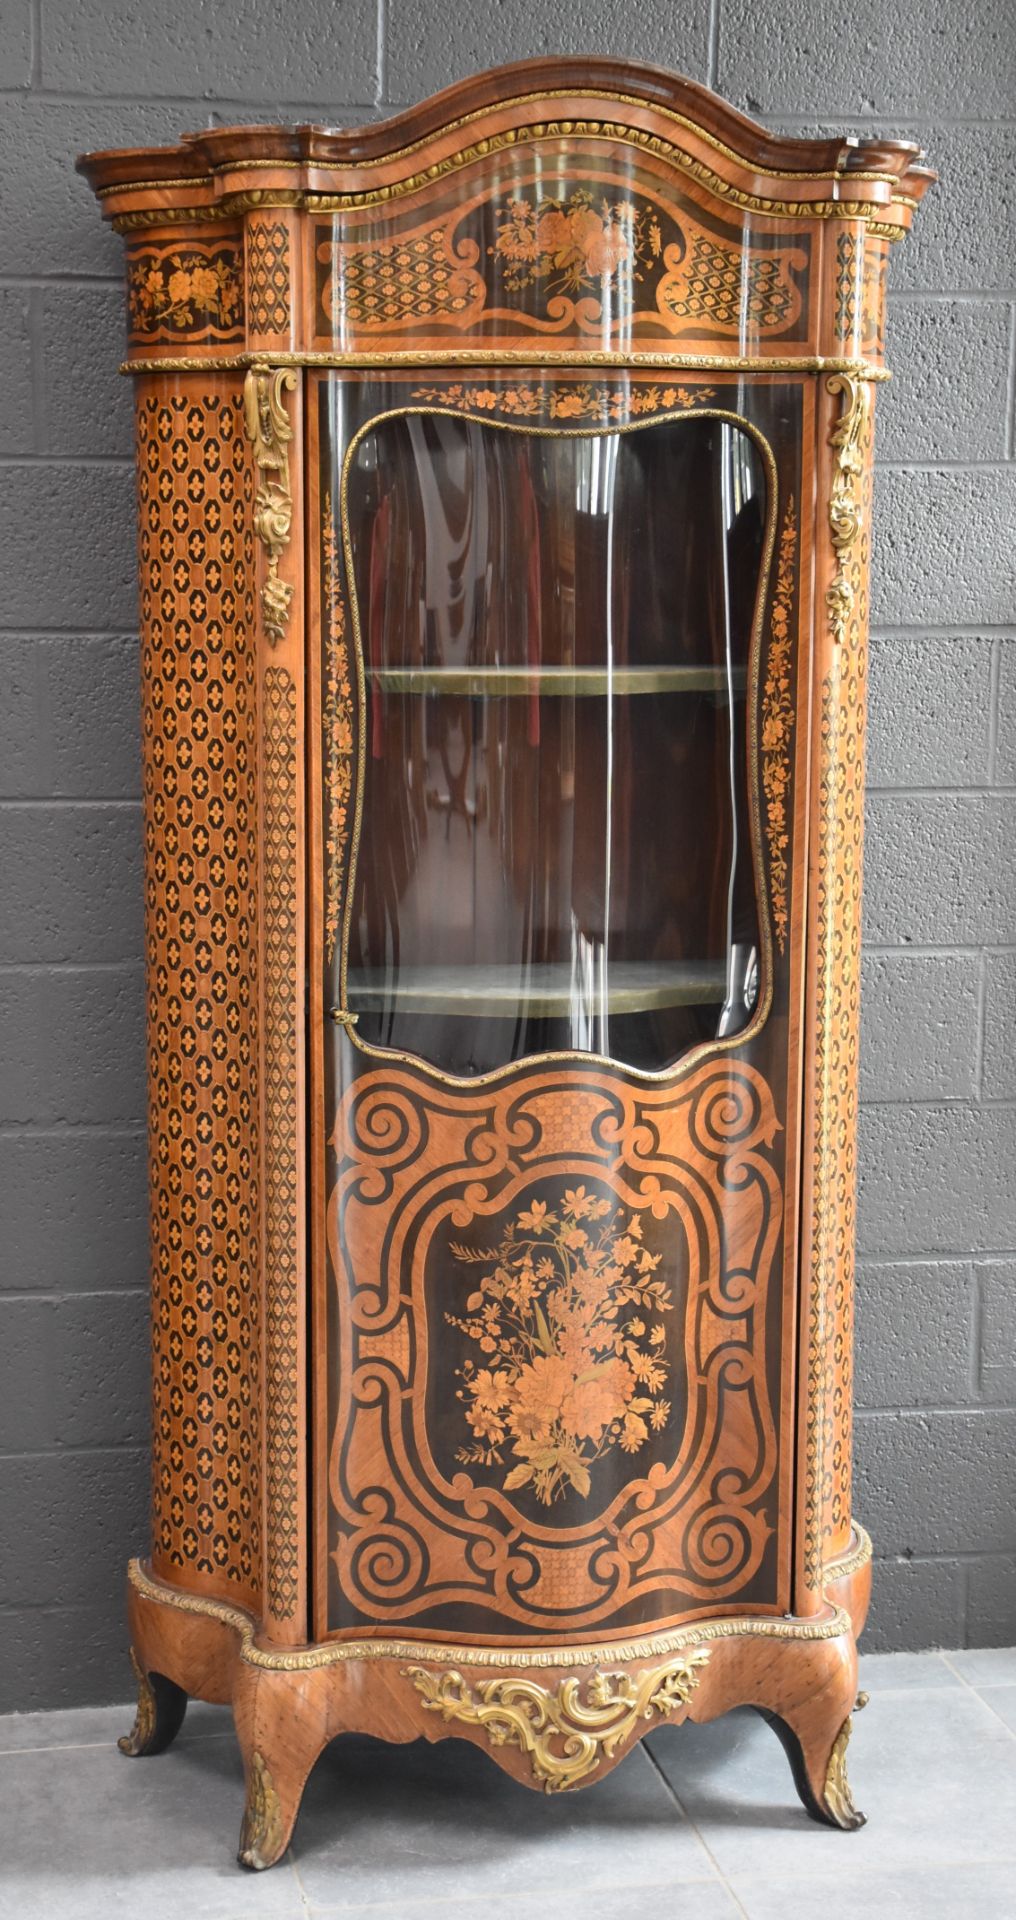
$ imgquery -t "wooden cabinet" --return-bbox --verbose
[79,58,933,1868]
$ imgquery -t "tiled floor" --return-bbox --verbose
[1,1649,1015,1918]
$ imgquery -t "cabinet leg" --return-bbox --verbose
[233,1671,329,1871]
[757,1690,868,1830]
[118,1646,188,1757]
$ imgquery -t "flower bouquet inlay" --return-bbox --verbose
[446,1186,676,1505]
[490,188,661,298]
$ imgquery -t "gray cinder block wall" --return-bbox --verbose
[0,0,1013,1711]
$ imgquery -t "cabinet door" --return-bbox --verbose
[310,371,809,1645]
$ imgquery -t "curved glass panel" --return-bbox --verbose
[342,412,766,1076]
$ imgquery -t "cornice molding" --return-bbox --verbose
[76,57,934,234]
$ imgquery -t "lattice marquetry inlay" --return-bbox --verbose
[659,232,798,330]
[137,387,261,1603]
[247,221,291,335]
[262,663,300,1617]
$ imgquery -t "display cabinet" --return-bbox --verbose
[78,58,933,1868]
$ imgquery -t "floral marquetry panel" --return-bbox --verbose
[323,1060,790,1640]
[311,158,813,355]
[127,237,244,346]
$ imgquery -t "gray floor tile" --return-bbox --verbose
[979,1688,1016,1735]
[943,1646,1016,1687]
[856,1650,960,1692]
[0,1702,135,1753]
[319,1887,742,1920]
[646,1689,1016,1879]
[291,1732,719,1912]
[0,1740,303,1919]
[0,1698,230,1753]
[731,1861,1016,1919]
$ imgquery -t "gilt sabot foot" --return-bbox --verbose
[118,1646,188,1757]
[758,1690,868,1831]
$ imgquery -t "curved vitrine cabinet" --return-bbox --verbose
[78,59,933,1868]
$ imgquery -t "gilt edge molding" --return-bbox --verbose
[127,1527,870,1672]
[122,350,893,379]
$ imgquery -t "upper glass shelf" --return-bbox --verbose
[341,959,730,1020]
[365,664,746,698]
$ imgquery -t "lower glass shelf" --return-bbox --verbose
[335,959,729,1020]
[366,664,745,698]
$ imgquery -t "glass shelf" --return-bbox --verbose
[366,664,746,698]
[336,960,729,1021]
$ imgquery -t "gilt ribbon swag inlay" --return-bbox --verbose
[326,1062,784,1635]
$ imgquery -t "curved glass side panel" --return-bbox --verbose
[342,412,767,1077]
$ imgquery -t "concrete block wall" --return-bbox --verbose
[0,0,1012,1711]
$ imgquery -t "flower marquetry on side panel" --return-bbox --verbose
[127,242,244,343]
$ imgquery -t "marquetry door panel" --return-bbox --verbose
[312,365,811,1644]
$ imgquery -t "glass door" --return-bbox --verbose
[317,383,797,1640]
[338,409,767,1078]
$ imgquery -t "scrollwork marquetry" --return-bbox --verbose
[326,1061,785,1637]
[486,180,806,328]
[406,1648,711,1791]
[243,365,297,645]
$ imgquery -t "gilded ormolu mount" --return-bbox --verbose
[407,1649,712,1791]
[243,363,296,644]
[821,1693,870,1831]
[825,373,867,654]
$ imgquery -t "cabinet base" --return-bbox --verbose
[121,1533,871,1869]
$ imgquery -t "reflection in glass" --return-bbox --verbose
[339,411,766,1076]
